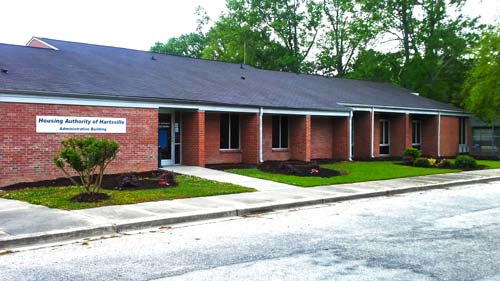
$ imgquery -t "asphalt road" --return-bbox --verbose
[1,181,500,281]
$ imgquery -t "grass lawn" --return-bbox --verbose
[0,175,255,210]
[472,160,500,169]
[229,161,461,187]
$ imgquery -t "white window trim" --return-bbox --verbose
[220,113,241,150]
[272,115,289,149]
[459,118,467,145]
[379,119,390,155]
[412,120,422,146]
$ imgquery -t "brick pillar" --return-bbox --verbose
[466,117,472,148]
[182,111,206,166]
[241,113,260,164]
[440,116,459,157]
[353,111,372,159]
[332,116,350,160]
[391,114,412,156]
[421,115,438,157]
[290,115,311,162]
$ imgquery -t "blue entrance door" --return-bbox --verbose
[158,113,173,167]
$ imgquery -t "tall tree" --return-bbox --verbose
[316,0,379,77]
[202,16,290,70]
[151,33,207,58]
[150,6,210,58]
[351,0,481,103]
[226,0,323,73]
[463,28,500,125]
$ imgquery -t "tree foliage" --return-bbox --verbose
[463,29,500,125]
[53,137,119,194]
[151,0,487,106]
[316,0,380,77]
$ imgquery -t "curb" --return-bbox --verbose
[1,175,499,250]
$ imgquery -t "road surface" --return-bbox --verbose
[1,181,499,281]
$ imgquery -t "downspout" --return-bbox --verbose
[437,111,441,157]
[259,107,264,163]
[370,107,374,158]
[349,111,353,161]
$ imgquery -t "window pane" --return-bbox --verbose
[384,122,389,144]
[281,116,288,148]
[380,145,389,155]
[220,114,229,149]
[417,123,421,143]
[230,114,240,149]
[379,121,384,144]
[272,116,280,148]
[174,112,181,143]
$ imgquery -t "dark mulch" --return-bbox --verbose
[70,192,110,203]
[259,160,344,178]
[2,170,176,191]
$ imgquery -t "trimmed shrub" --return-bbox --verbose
[404,147,421,160]
[414,157,431,168]
[159,171,178,187]
[53,137,119,194]
[402,156,414,166]
[436,158,453,168]
[428,158,437,166]
[454,155,478,169]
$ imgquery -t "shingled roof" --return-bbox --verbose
[0,37,464,113]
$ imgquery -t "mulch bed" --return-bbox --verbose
[2,170,175,191]
[259,160,345,178]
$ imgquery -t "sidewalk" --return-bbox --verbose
[1,168,500,250]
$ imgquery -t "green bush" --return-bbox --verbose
[414,157,431,168]
[436,158,453,168]
[404,147,421,159]
[454,155,477,169]
[53,137,119,194]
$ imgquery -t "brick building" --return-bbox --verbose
[0,38,471,187]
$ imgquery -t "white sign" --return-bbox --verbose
[36,116,127,133]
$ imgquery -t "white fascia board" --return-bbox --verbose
[345,104,470,117]
[263,108,350,117]
[0,93,259,113]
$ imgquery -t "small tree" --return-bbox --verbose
[53,137,119,194]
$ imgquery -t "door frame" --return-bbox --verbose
[158,110,176,167]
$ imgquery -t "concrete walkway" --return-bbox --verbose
[1,168,500,250]
[165,166,296,191]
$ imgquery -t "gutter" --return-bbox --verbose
[338,102,470,116]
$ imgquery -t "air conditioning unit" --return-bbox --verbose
[459,144,469,153]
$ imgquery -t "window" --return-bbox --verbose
[220,113,239,149]
[379,119,390,155]
[272,115,288,149]
[412,120,421,150]
[459,117,467,145]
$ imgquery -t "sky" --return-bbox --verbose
[1,0,499,51]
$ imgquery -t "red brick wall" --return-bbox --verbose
[263,115,291,161]
[27,39,53,49]
[241,113,260,164]
[440,116,460,157]
[311,117,333,159]
[182,111,205,166]
[204,113,242,164]
[0,103,158,187]
[331,117,350,160]
[353,111,372,159]
[421,115,438,157]
[290,115,311,162]
[390,114,412,157]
